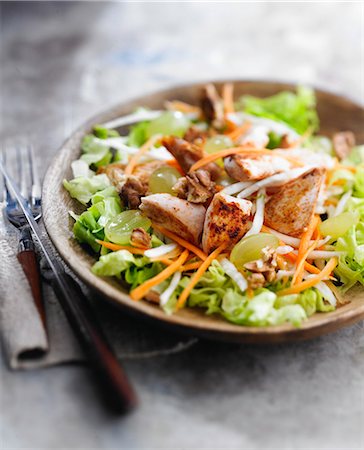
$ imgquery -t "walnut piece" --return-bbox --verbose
[120,176,147,209]
[247,273,266,290]
[173,169,216,203]
[244,246,278,288]
[183,126,207,146]
[130,227,151,249]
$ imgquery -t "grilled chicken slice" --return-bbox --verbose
[202,193,252,254]
[224,153,291,181]
[264,168,325,237]
[162,136,221,181]
[139,193,206,245]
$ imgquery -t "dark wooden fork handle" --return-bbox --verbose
[17,227,46,329]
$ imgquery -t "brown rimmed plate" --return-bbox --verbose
[43,80,364,343]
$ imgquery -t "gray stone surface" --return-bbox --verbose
[0,2,363,449]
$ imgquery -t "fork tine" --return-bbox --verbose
[29,144,41,206]
[1,147,16,206]
[17,144,29,200]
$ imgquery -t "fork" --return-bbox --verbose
[1,143,45,327]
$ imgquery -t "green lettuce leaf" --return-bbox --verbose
[92,250,163,289]
[128,121,149,147]
[331,167,364,291]
[81,135,112,167]
[237,86,319,134]
[93,125,120,139]
[63,174,111,205]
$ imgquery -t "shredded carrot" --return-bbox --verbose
[284,252,321,275]
[325,198,339,206]
[165,159,185,175]
[179,261,203,272]
[96,240,147,255]
[291,239,318,285]
[334,164,357,173]
[189,146,266,172]
[215,184,224,192]
[165,100,201,115]
[224,117,238,132]
[222,83,235,114]
[124,135,159,175]
[176,244,226,310]
[158,258,174,266]
[226,121,251,142]
[152,224,208,261]
[247,288,254,299]
[292,216,320,285]
[276,255,287,271]
[189,146,305,172]
[277,257,338,296]
[312,217,322,240]
[130,249,189,301]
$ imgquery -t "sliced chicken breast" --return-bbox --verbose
[224,153,291,181]
[139,193,206,245]
[264,168,325,237]
[202,193,253,254]
[162,136,221,180]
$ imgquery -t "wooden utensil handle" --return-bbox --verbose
[17,227,46,328]
[51,272,138,413]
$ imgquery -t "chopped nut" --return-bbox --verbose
[120,176,147,209]
[244,246,278,287]
[183,126,207,145]
[173,169,216,203]
[333,131,356,160]
[130,227,151,249]
[247,273,266,289]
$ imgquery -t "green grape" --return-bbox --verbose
[149,166,181,195]
[319,211,359,239]
[146,111,190,138]
[230,233,280,270]
[204,135,233,154]
[105,210,151,245]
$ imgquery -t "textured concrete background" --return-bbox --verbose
[1,2,364,449]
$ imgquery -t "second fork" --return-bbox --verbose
[2,143,46,329]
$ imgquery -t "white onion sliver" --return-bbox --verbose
[276,270,295,280]
[334,189,352,216]
[221,181,252,195]
[276,245,294,255]
[160,271,182,306]
[144,243,177,258]
[101,110,163,129]
[237,167,309,199]
[245,188,265,237]
[220,258,248,292]
[304,277,337,307]
[263,226,329,248]
[306,250,345,259]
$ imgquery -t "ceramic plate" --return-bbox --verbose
[43,80,364,343]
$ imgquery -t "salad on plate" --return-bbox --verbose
[63,83,364,327]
